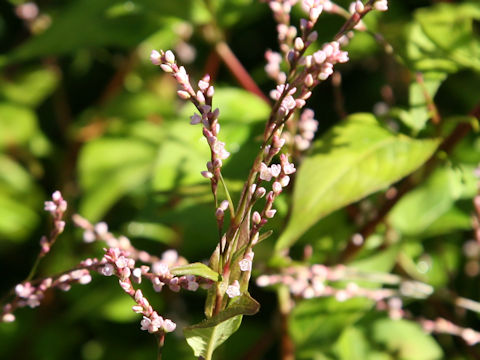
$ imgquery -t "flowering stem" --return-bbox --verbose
[334,0,376,41]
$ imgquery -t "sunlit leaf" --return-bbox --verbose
[184,293,259,358]
[170,262,221,282]
[78,138,157,221]
[276,113,440,252]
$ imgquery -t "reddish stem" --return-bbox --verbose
[215,41,270,104]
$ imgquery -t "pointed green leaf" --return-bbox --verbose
[184,293,259,358]
[170,262,221,282]
[276,113,440,252]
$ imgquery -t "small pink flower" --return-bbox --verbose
[259,163,272,181]
[239,258,252,272]
[101,263,115,276]
[226,280,241,298]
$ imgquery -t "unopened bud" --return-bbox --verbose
[252,211,261,225]
[164,50,176,64]
[294,37,304,51]
[177,90,191,99]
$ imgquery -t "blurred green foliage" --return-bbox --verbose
[1,0,480,359]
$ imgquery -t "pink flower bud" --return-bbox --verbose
[94,222,108,235]
[198,79,209,91]
[177,90,191,99]
[163,319,177,332]
[255,187,266,198]
[52,191,62,202]
[201,171,214,179]
[165,50,176,64]
[160,64,173,73]
[256,275,271,287]
[196,90,205,104]
[294,37,304,51]
[272,182,282,194]
[150,50,161,65]
[307,31,318,43]
[280,176,290,187]
[2,313,15,322]
[355,0,364,13]
[219,200,229,211]
[265,209,277,219]
[215,208,224,220]
[374,0,388,11]
[252,211,262,225]
[305,74,314,87]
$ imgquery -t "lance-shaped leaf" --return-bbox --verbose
[170,262,221,282]
[184,293,259,359]
[275,113,440,252]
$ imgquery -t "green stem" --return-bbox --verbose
[218,172,235,218]
[26,254,43,282]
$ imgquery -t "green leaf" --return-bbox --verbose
[78,138,156,221]
[373,319,442,360]
[291,297,372,359]
[406,72,446,132]
[124,221,177,244]
[404,3,480,73]
[0,67,59,107]
[184,293,259,359]
[276,113,440,252]
[5,0,193,63]
[0,192,39,242]
[0,103,38,149]
[170,262,221,282]
[0,155,42,242]
[389,164,477,236]
[334,326,369,360]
